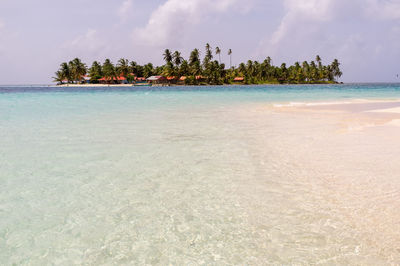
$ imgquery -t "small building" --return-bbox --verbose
[147,76,167,85]
[118,76,128,84]
[83,75,91,84]
[233,77,244,82]
[135,77,146,82]
[98,75,128,84]
[167,76,178,84]
[134,77,147,85]
[176,76,187,85]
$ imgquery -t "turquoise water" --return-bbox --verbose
[1,84,400,264]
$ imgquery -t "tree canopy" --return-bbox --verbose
[54,44,342,85]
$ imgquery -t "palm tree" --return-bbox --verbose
[205,43,211,53]
[228,49,232,69]
[179,60,190,76]
[246,60,254,77]
[116,58,130,79]
[316,55,324,80]
[55,44,343,85]
[68,58,87,83]
[204,43,213,67]
[53,70,64,84]
[162,62,174,77]
[55,62,71,83]
[191,61,201,77]
[189,48,200,66]
[135,65,144,77]
[331,59,342,81]
[215,47,221,64]
[130,61,138,76]
[143,63,154,78]
[265,56,272,66]
[172,51,183,67]
[302,61,309,82]
[88,61,103,83]
[238,63,246,75]
[102,59,116,83]
[309,61,318,82]
[316,55,322,67]
[280,63,288,82]
[163,49,172,64]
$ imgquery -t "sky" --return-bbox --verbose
[0,0,400,84]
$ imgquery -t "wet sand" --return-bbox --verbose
[265,99,400,263]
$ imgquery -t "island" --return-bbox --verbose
[53,43,342,86]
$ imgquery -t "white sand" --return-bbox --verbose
[367,107,400,113]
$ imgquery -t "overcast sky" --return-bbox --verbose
[0,0,400,84]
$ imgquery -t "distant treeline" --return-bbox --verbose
[54,43,342,85]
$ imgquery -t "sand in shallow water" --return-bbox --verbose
[2,97,400,264]
[266,100,400,264]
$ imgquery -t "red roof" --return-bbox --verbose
[135,77,146,81]
[98,75,127,81]
[167,76,177,80]
[233,77,244,81]
[195,75,205,80]
[179,76,187,81]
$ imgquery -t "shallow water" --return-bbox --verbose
[1,84,400,264]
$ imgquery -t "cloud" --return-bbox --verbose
[365,0,400,20]
[61,29,109,58]
[269,0,335,46]
[118,0,134,21]
[259,0,400,57]
[254,0,400,81]
[132,0,252,47]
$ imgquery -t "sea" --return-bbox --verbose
[1,84,400,265]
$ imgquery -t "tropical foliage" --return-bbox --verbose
[54,45,342,85]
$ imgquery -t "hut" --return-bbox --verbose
[195,75,206,81]
[233,77,244,83]
[147,76,167,85]
[98,75,128,84]
[167,76,178,84]
[135,77,146,82]
[178,76,187,85]
[83,75,91,84]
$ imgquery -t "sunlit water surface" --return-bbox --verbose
[1,84,400,264]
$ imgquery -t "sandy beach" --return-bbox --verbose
[268,99,400,263]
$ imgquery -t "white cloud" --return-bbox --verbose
[267,0,336,47]
[132,0,252,47]
[365,0,400,20]
[61,29,109,58]
[255,0,400,82]
[254,0,340,66]
[118,0,134,21]
[260,0,400,56]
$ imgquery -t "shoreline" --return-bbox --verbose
[55,81,340,87]
[271,98,400,132]
[273,99,400,114]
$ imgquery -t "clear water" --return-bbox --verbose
[1,84,400,264]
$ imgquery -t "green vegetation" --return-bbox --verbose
[54,44,342,85]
